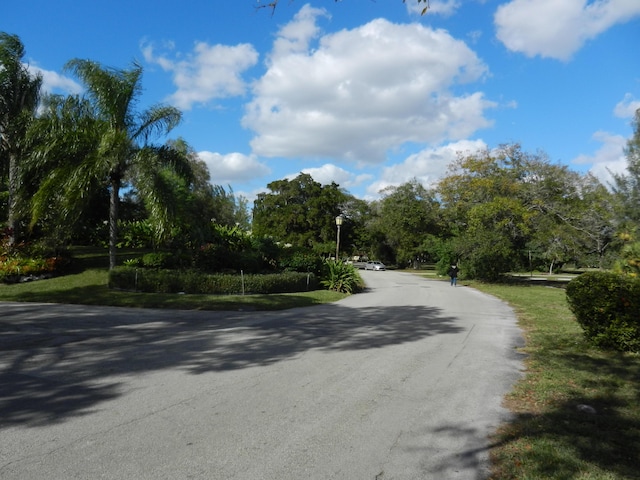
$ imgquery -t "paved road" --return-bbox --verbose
[0,271,523,480]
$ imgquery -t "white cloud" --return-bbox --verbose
[244,8,493,164]
[573,130,627,186]
[406,0,461,17]
[142,40,259,110]
[495,0,640,60]
[614,93,640,118]
[197,151,271,185]
[29,65,82,95]
[289,163,372,190]
[365,139,487,197]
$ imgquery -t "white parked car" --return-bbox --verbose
[365,261,386,271]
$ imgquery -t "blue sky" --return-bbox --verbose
[4,0,640,204]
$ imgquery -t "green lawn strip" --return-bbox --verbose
[0,268,347,311]
[469,282,640,480]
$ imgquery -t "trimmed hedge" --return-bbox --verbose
[108,267,318,295]
[566,271,640,352]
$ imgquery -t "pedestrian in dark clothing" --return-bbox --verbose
[448,264,459,286]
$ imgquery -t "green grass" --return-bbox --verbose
[468,281,640,480]
[0,247,347,311]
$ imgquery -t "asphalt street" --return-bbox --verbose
[0,270,524,480]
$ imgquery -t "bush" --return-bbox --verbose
[566,271,640,352]
[320,260,363,294]
[108,267,318,295]
[280,249,324,275]
[0,231,70,283]
[141,252,175,269]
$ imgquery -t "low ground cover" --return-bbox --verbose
[469,281,640,480]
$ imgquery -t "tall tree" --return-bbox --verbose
[27,60,189,268]
[0,32,42,241]
[369,179,441,266]
[611,108,640,226]
[252,173,348,251]
[436,144,613,278]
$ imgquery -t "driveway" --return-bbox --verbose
[0,270,523,479]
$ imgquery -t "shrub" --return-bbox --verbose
[117,220,154,249]
[141,252,175,269]
[194,243,263,273]
[566,271,640,352]
[108,267,318,295]
[0,231,70,283]
[280,250,324,275]
[320,260,363,294]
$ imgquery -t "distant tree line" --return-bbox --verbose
[2,32,639,280]
[253,134,638,280]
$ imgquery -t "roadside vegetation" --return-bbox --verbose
[0,247,348,310]
[469,281,640,480]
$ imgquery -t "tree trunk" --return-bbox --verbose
[7,151,18,245]
[109,177,120,270]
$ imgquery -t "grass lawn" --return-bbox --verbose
[468,281,640,480]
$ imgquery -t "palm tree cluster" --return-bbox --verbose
[1,33,248,271]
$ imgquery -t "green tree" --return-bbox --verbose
[611,108,640,226]
[23,94,105,246]
[0,33,42,241]
[26,60,189,268]
[437,145,532,278]
[610,109,640,272]
[369,179,441,266]
[437,144,615,278]
[252,173,349,254]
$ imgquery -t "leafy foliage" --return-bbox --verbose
[0,229,69,282]
[610,109,640,226]
[436,144,615,278]
[24,59,188,269]
[368,179,441,267]
[320,260,363,294]
[252,173,349,251]
[0,33,42,241]
[280,248,325,275]
[566,271,640,352]
[109,267,318,295]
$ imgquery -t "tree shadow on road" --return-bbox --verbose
[1,302,462,428]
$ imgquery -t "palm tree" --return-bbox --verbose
[0,32,42,242]
[27,59,190,269]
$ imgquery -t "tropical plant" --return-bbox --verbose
[0,32,42,242]
[25,59,191,268]
[320,259,363,294]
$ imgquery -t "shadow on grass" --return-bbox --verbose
[492,350,640,479]
[2,278,341,311]
[1,300,462,428]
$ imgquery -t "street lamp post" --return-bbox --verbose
[335,215,343,261]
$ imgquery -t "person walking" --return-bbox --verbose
[448,264,459,286]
